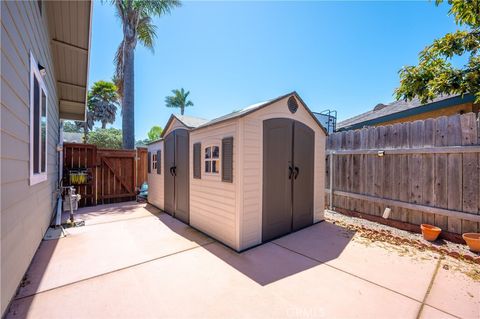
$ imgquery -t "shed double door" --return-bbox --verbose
[164,129,190,224]
[262,118,315,242]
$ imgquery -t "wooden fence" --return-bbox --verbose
[326,112,480,235]
[63,143,148,207]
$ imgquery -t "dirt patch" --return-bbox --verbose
[325,210,480,281]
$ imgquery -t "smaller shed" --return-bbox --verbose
[188,92,328,251]
[147,114,208,212]
[146,139,164,210]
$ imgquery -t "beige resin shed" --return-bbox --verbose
[187,92,327,251]
[147,114,208,219]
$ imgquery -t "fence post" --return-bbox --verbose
[329,152,334,210]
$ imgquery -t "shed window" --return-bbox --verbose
[205,146,219,174]
[152,153,157,170]
[29,53,48,185]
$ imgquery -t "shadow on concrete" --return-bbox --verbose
[146,204,355,286]
[6,235,60,318]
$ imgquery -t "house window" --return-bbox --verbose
[205,146,219,174]
[29,53,48,185]
[152,153,157,170]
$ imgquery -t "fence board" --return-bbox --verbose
[63,143,147,206]
[327,112,480,234]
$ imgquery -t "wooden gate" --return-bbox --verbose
[63,144,148,207]
[97,149,137,204]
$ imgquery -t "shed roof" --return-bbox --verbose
[337,93,475,131]
[160,114,209,138]
[193,92,328,135]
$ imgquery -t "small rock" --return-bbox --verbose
[443,264,450,270]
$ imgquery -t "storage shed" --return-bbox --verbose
[188,92,327,251]
[147,114,208,221]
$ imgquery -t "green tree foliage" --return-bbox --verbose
[395,0,480,103]
[147,125,163,141]
[88,81,120,129]
[165,88,194,115]
[87,128,123,149]
[63,121,82,133]
[111,0,181,149]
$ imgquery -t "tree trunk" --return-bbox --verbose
[181,106,184,115]
[102,121,107,129]
[122,45,135,149]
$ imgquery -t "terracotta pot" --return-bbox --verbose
[462,233,480,253]
[420,224,441,241]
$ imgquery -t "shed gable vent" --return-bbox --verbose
[287,96,298,114]
[193,143,201,179]
[222,137,233,183]
[157,150,161,174]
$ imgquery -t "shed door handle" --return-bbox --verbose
[288,166,293,179]
[294,166,299,179]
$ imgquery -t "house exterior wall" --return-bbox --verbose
[1,1,60,314]
[189,121,239,249]
[239,97,326,250]
[147,141,164,210]
[375,102,475,127]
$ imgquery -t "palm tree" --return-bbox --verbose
[75,111,95,143]
[112,0,181,149]
[165,88,194,115]
[88,81,120,129]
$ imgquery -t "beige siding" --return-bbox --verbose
[147,141,164,210]
[1,1,60,314]
[189,122,239,249]
[240,96,326,250]
[163,118,187,137]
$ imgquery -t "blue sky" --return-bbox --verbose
[88,0,459,140]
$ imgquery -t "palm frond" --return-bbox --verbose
[133,0,181,17]
[137,16,157,51]
[113,40,125,99]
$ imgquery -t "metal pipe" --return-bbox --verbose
[54,120,64,227]
[329,153,334,210]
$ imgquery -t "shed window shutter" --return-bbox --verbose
[148,151,151,173]
[222,137,233,183]
[193,143,201,179]
[157,150,161,174]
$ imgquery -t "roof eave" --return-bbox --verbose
[47,1,93,121]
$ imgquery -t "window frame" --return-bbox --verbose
[204,145,220,175]
[152,152,157,170]
[29,53,48,185]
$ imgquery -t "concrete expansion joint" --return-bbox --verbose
[272,242,458,319]
[12,240,216,302]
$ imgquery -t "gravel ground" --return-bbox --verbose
[325,210,480,271]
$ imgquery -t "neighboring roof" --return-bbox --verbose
[193,92,328,135]
[63,132,84,143]
[46,1,92,121]
[161,114,209,137]
[337,93,475,131]
[145,138,163,146]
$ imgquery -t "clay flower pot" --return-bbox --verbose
[462,233,480,253]
[420,224,441,241]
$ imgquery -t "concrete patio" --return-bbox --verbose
[6,202,479,319]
